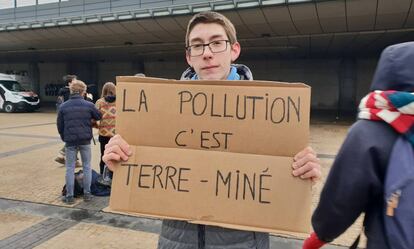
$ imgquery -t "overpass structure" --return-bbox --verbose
[0,0,413,113]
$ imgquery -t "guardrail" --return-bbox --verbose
[0,0,332,29]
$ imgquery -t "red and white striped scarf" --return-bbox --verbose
[358,90,414,146]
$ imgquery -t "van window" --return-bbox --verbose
[0,80,25,92]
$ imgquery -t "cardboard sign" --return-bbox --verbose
[109,76,312,235]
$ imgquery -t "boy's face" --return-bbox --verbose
[186,23,240,80]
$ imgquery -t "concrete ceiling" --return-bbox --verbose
[1,0,414,62]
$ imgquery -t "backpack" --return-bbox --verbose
[61,170,84,197]
[350,137,414,249]
[90,169,111,196]
[61,169,111,197]
[383,137,414,249]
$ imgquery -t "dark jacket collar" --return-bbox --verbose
[70,94,83,99]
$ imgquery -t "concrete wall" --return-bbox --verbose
[38,62,67,102]
[0,63,30,73]
[98,62,140,85]
[0,58,378,111]
[355,58,378,101]
[144,59,188,80]
[242,59,342,110]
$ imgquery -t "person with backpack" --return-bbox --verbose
[302,42,414,249]
[57,80,101,204]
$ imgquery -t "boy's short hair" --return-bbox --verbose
[63,75,77,85]
[69,80,87,95]
[185,11,237,47]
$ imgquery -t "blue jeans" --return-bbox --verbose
[65,144,92,197]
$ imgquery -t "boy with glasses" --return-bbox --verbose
[104,11,321,249]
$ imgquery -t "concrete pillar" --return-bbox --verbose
[337,58,357,117]
[66,62,99,100]
[132,61,145,75]
[28,62,40,94]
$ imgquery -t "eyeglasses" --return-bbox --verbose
[186,40,230,57]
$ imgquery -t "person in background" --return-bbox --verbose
[56,75,77,109]
[57,80,101,204]
[303,42,414,249]
[95,82,116,183]
[55,75,81,167]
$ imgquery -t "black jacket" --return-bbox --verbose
[57,87,93,104]
[58,86,71,102]
[57,95,101,146]
[312,42,414,249]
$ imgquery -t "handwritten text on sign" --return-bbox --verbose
[120,87,303,152]
[109,145,311,234]
[120,161,272,204]
[110,78,311,234]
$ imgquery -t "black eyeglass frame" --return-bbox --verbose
[186,40,231,57]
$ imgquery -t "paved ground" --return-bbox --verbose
[0,107,365,249]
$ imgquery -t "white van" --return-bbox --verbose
[0,73,40,112]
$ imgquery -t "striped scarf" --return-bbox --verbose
[358,90,414,146]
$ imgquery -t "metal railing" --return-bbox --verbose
[0,0,335,29]
[2,0,318,10]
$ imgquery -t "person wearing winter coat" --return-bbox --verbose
[95,82,116,178]
[55,75,81,166]
[57,80,101,204]
[55,74,94,167]
[103,11,322,249]
[303,42,414,249]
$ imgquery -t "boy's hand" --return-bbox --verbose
[103,134,132,171]
[292,146,321,182]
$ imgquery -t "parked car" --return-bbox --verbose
[0,73,40,112]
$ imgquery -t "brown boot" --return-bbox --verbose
[54,156,65,165]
